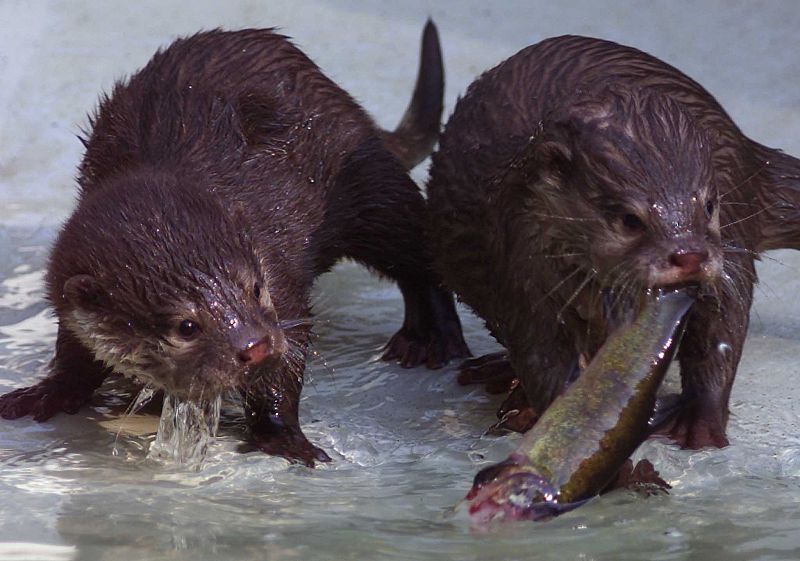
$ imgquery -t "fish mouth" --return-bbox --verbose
[466,459,583,523]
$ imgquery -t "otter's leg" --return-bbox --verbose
[382,279,470,368]
[0,326,110,421]
[333,139,470,369]
[457,352,539,433]
[501,307,583,434]
[657,255,754,448]
[242,363,330,467]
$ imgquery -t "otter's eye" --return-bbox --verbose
[254,283,262,300]
[621,213,646,232]
[705,199,715,218]
[178,319,200,339]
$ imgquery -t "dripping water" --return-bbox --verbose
[146,393,222,468]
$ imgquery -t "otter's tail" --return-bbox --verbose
[380,19,444,170]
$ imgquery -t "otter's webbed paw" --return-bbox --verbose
[650,393,729,449]
[605,459,671,494]
[457,352,516,394]
[247,420,331,467]
[0,379,94,421]
[488,385,539,435]
[657,406,729,449]
[455,353,539,433]
[382,321,470,369]
[382,285,470,369]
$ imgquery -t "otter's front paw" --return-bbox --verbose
[249,424,331,467]
[0,380,92,421]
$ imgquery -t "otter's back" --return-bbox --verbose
[426,34,741,325]
[79,29,374,197]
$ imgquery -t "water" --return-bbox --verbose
[2,1,800,559]
[146,393,222,468]
[0,226,799,560]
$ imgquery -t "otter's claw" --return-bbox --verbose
[491,385,539,434]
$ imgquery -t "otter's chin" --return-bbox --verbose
[127,365,236,402]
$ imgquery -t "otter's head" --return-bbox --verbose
[524,89,723,294]
[48,173,292,399]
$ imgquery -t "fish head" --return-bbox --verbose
[466,455,583,523]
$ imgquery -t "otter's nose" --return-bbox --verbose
[238,336,274,365]
[668,250,708,274]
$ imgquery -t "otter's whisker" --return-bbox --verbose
[540,251,587,259]
[719,201,758,208]
[278,318,315,330]
[719,160,770,201]
[723,243,800,274]
[602,261,632,311]
[720,201,782,229]
[531,267,583,312]
[721,245,755,256]
[556,268,596,323]
[609,266,641,321]
[531,212,600,223]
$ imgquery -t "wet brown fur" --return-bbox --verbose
[428,35,800,449]
[0,23,469,465]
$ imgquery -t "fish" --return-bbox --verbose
[466,288,695,523]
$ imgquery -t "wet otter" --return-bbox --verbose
[0,21,469,466]
[427,35,800,449]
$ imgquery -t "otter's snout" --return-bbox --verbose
[668,250,708,275]
[649,239,721,287]
[238,336,276,365]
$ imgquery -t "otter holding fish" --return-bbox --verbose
[0,21,469,465]
[468,288,693,523]
[427,35,800,449]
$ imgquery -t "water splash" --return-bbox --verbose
[111,385,158,456]
[147,393,221,468]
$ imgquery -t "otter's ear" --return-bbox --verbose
[63,275,109,311]
[234,94,298,147]
[210,98,248,153]
[505,131,574,189]
[528,120,578,176]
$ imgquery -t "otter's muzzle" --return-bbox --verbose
[237,335,276,366]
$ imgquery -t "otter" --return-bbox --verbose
[427,35,800,449]
[0,21,469,466]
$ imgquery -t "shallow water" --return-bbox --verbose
[1,225,799,561]
[3,0,800,559]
